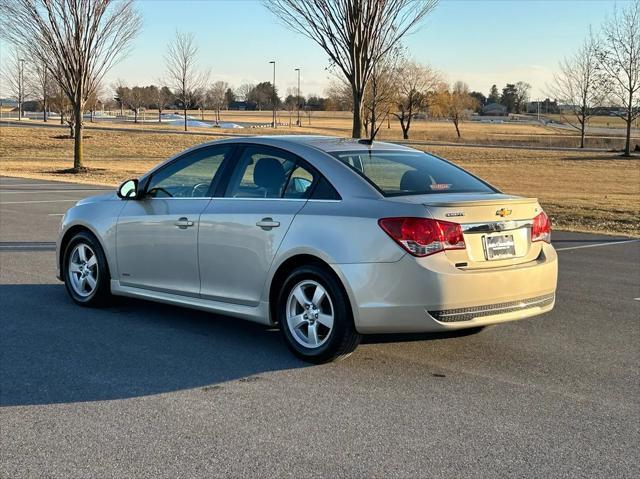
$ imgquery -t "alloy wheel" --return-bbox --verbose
[68,243,98,298]
[286,280,334,348]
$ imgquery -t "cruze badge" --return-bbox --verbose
[496,208,512,217]
[445,212,465,217]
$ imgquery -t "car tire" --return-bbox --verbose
[63,231,111,307]
[277,264,361,363]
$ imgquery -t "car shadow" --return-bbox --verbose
[0,284,307,406]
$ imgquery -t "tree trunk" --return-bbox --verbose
[134,109,138,123]
[73,102,83,170]
[580,120,586,149]
[184,105,187,131]
[43,98,48,122]
[158,108,162,123]
[351,89,363,139]
[624,109,632,157]
[454,119,461,138]
[402,126,409,140]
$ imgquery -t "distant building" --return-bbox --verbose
[0,98,18,108]
[229,101,257,111]
[527,99,559,114]
[481,103,507,116]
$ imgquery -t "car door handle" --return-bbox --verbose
[175,217,195,229]
[256,217,280,230]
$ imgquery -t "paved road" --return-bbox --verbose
[1,177,638,478]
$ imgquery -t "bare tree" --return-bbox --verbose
[393,60,440,139]
[0,48,31,120]
[236,82,255,102]
[430,81,477,138]
[27,56,51,122]
[113,79,130,117]
[598,0,640,156]
[325,79,352,111]
[1,0,141,170]
[49,81,70,127]
[152,83,174,122]
[362,53,399,141]
[284,86,298,125]
[165,31,208,131]
[192,86,208,121]
[264,0,438,138]
[86,85,104,123]
[126,86,150,123]
[514,81,531,114]
[207,80,229,123]
[548,32,608,148]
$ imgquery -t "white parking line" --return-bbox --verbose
[555,239,640,251]
[48,213,65,216]
[0,183,67,187]
[0,199,78,204]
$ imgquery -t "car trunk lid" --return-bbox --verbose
[389,193,544,269]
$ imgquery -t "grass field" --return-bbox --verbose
[1,125,638,236]
[8,109,638,149]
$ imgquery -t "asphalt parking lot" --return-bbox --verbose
[1,176,638,478]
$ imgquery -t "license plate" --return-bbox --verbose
[484,234,516,260]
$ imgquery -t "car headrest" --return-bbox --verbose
[254,157,285,192]
[400,169,428,191]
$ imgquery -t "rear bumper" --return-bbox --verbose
[333,243,558,334]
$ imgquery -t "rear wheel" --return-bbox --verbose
[278,265,361,363]
[63,231,111,306]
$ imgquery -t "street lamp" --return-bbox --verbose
[295,68,301,127]
[18,58,25,121]
[269,61,276,128]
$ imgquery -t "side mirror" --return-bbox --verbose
[117,179,139,199]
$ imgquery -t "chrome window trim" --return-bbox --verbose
[210,197,308,202]
[139,197,214,201]
[136,197,342,203]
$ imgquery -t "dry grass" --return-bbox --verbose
[1,125,638,236]
[544,113,634,129]
[11,109,638,150]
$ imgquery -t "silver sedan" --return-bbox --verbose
[57,136,557,362]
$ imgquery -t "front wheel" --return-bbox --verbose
[277,265,361,363]
[63,231,111,306]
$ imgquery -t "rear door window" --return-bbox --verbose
[225,147,297,198]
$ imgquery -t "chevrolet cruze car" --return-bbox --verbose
[57,136,558,362]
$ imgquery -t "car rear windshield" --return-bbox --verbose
[330,150,497,196]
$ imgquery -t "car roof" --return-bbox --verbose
[234,135,415,153]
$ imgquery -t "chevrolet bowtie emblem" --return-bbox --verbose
[496,208,512,217]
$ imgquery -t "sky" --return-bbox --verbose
[0,0,621,100]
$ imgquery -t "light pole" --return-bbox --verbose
[18,58,25,121]
[295,68,301,126]
[269,60,276,128]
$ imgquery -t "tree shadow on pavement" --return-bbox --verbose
[0,284,307,406]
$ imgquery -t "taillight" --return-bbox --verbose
[378,217,466,257]
[531,211,551,243]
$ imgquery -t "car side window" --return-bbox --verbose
[225,147,297,198]
[146,145,233,198]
